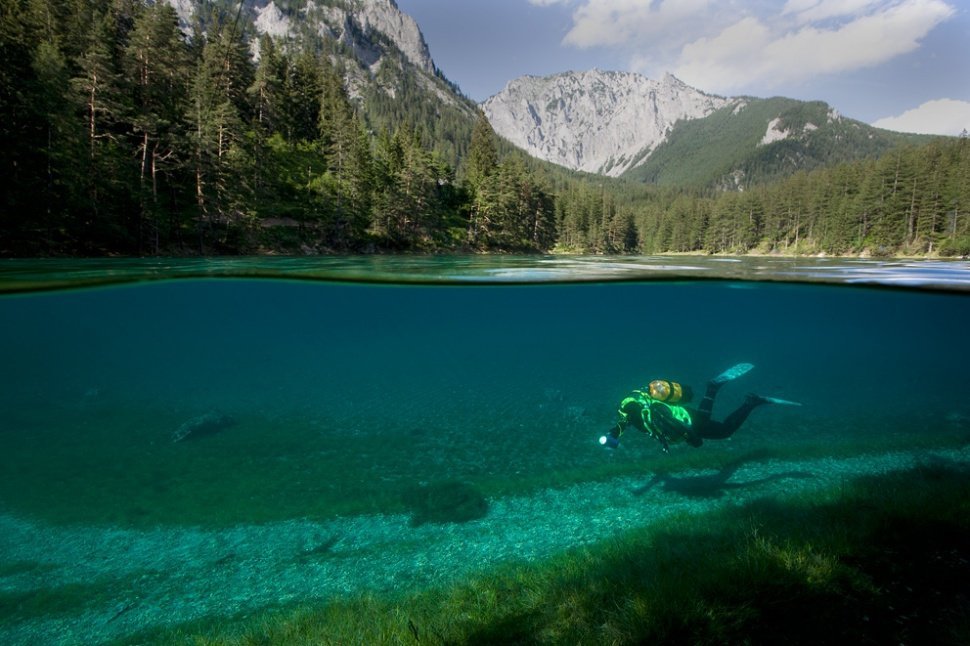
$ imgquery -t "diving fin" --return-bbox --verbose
[712,362,754,385]
[760,396,802,407]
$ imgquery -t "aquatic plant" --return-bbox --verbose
[143,463,970,645]
[0,576,138,624]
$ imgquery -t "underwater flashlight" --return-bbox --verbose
[599,434,620,449]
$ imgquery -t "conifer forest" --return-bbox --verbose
[2,0,969,257]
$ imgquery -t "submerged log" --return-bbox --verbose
[172,412,236,443]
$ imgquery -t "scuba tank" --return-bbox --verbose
[648,379,688,403]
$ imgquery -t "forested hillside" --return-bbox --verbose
[589,137,970,257]
[623,98,931,189]
[0,0,556,255]
[1,0,967,257]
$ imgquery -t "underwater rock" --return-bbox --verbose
[403,480,489,527]
[172,412,236,443]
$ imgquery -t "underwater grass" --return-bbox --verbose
[1,398,965,530]
[0,571,147,625]
[0,561,54,579]
[0,584,102,624]
[127,460,970,645]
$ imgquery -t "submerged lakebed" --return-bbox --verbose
[1,256,969,644]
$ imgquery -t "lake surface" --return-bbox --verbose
[1,255,969,644]
[3,255,970,292]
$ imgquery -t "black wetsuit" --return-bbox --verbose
[686,380,767,444]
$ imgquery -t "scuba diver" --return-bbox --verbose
[600,363,800,454]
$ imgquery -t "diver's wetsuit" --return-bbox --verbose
[618,380,768,451]
[688,380,767,441]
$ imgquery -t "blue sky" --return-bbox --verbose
[395,0,970,135]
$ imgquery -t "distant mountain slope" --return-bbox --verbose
[482,71,728,177]
[484,70,933,189]
[623,97,932,188]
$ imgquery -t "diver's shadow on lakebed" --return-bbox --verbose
[632,451,815,499]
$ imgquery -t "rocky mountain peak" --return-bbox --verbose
[357,0,435,74]
[482,70,729,177]
[166,1,435,75]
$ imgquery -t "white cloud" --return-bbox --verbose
[561,0,714,49]
[538,0,955,94]
[781,0,819,14]
[781,0,882,24]
[527,0,571,6]
[675,17,770,78]
[675,0,955,93]
[872,99,970,135]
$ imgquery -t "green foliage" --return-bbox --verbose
[619,137,970,257]
[938,236,970,257]
[465,110,498,192]
[471,155,556,252]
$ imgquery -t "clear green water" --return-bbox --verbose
[1,256,969,644]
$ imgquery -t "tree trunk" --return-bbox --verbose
[139,131,149,255]
[907,175,918,245]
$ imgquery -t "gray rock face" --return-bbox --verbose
[482,70,730,177]
[358,0,435,74]
[167,0,435,75]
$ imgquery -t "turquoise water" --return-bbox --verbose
[1,256,969,643]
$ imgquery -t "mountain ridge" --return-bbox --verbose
[164,3,931,190]
[628,96,932,188]
[483,69,933,188]
[482,70,729,177]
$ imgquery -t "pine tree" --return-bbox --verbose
[125,1,189,252]
[857,152,909,253]
[246,35,285,206]
[30,37,74,249]
[311,57,374,248]
[471,156,554,251]
[13,0,77,249]
[69,9,131,248]
[249,35,283,133]
[371,125,416,247]
[280,50,322,143]
[189,26,254,250]
[465,110,498,192]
